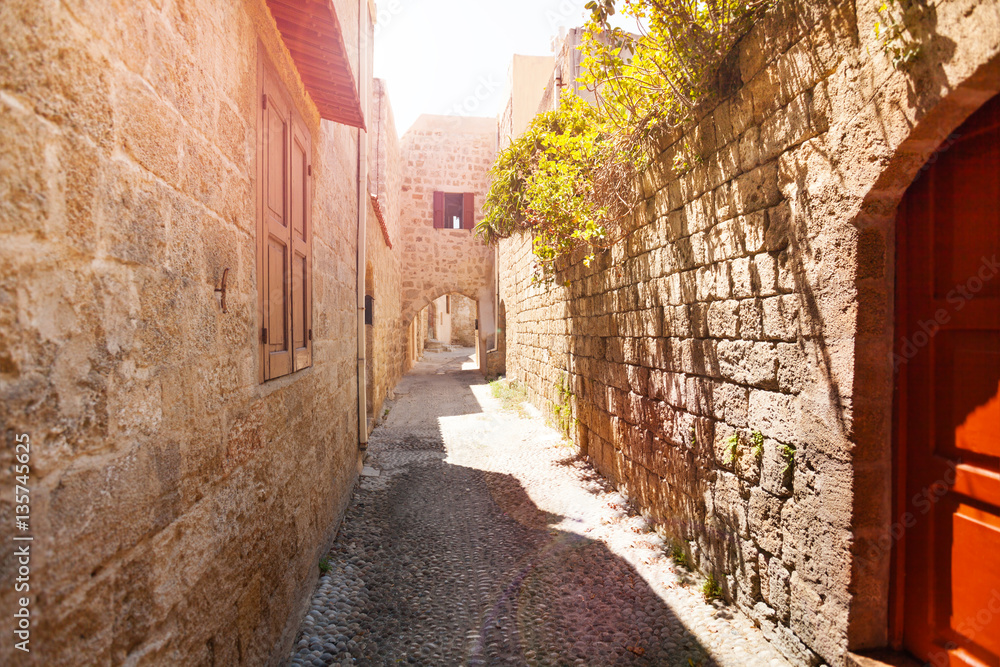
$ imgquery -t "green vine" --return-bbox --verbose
[581,0,772,134]
[477,94,643,281]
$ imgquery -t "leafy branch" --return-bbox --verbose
[476,0,772,278]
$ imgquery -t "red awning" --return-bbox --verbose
[266,0,366,129]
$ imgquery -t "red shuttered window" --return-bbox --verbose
[257,52,313,382]
[433,191,475,230]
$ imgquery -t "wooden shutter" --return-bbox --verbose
[462,192,475,230]
[257,53,312,382]
[290,117,312,371]
[433,191,445,228]
[261,71,292,381]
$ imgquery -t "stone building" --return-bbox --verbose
[0,0,407,663]
[399,114,498,371]
[496,2,1000,666]
[365,78,405,428]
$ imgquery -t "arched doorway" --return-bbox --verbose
[893,92,1000,665]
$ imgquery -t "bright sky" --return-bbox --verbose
[372,0,592,134]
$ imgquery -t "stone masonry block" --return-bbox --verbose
[776,342,809,393]
[748,390,798,444]
[733,162,781,216]
[707,299,740,338]
[738,298,764,339]
[718,340,778,388]
[715,471,749,539]
[760,438,794,497]
[767,557,791,623]
[739,125,761,172]
[741,209,769,255]
[714,381,750,427]
[762,294,801,340]
[749,487,785,556]
[704,218,744,262]
[752,253,780,297]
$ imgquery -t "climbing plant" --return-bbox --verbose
[478,94,643,280]
[579,0,771,134]
[476,0,772,279]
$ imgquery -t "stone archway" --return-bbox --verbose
[845,56,1000,656]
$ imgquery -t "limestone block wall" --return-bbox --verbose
[498,1,1000,664]
[0,0,370,663]
[365,79,404,425]
[451,294,477,347]
[399,114,496,340]
[406,305,430,368]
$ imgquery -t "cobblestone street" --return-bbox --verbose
[289,349,794,667]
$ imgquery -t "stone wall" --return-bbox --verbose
[498,1,1000,664]
[399,114,497,353]
[0,0,371,663]
[451,294,477,347]
[365,79,404,426]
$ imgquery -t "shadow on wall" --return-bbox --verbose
[535,0,965,648]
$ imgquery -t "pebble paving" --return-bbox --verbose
[289,349,793,667]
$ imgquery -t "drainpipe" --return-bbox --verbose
[356,2,369,451]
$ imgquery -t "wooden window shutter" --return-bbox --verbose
[433,190,445,228]
[462,192,475,230]
[260,73,292,381]
[257,54,312,383]
[290,116,312,371]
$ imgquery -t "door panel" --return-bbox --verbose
[897,92,1000,667]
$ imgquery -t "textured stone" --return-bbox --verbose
[0,1,390,664]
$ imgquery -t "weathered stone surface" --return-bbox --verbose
[496,5,1000,664]
[398,115,496,337]
[0,1,409,664]
[748,487,785,556]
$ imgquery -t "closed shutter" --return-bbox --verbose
[262,75,292,381]
[290,118,312,371]
[462,192,475,230]
[433,190,445,228]
[258,58,312,383]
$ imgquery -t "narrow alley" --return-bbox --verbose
[5,1,1000,665]
[289,349,792,667]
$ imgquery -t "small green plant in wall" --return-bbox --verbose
[726,429,764,463]
[725,431,740,464]
[552,376,575,436]
[750,430,764,459]
[702,574,723,602]
[670,543,689,569]
[318,556,332,574]
[781,442,796,474]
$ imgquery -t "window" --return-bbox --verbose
[432,191,475,230]
[257,57,313,382]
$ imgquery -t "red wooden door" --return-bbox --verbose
[896,93,1000,667]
